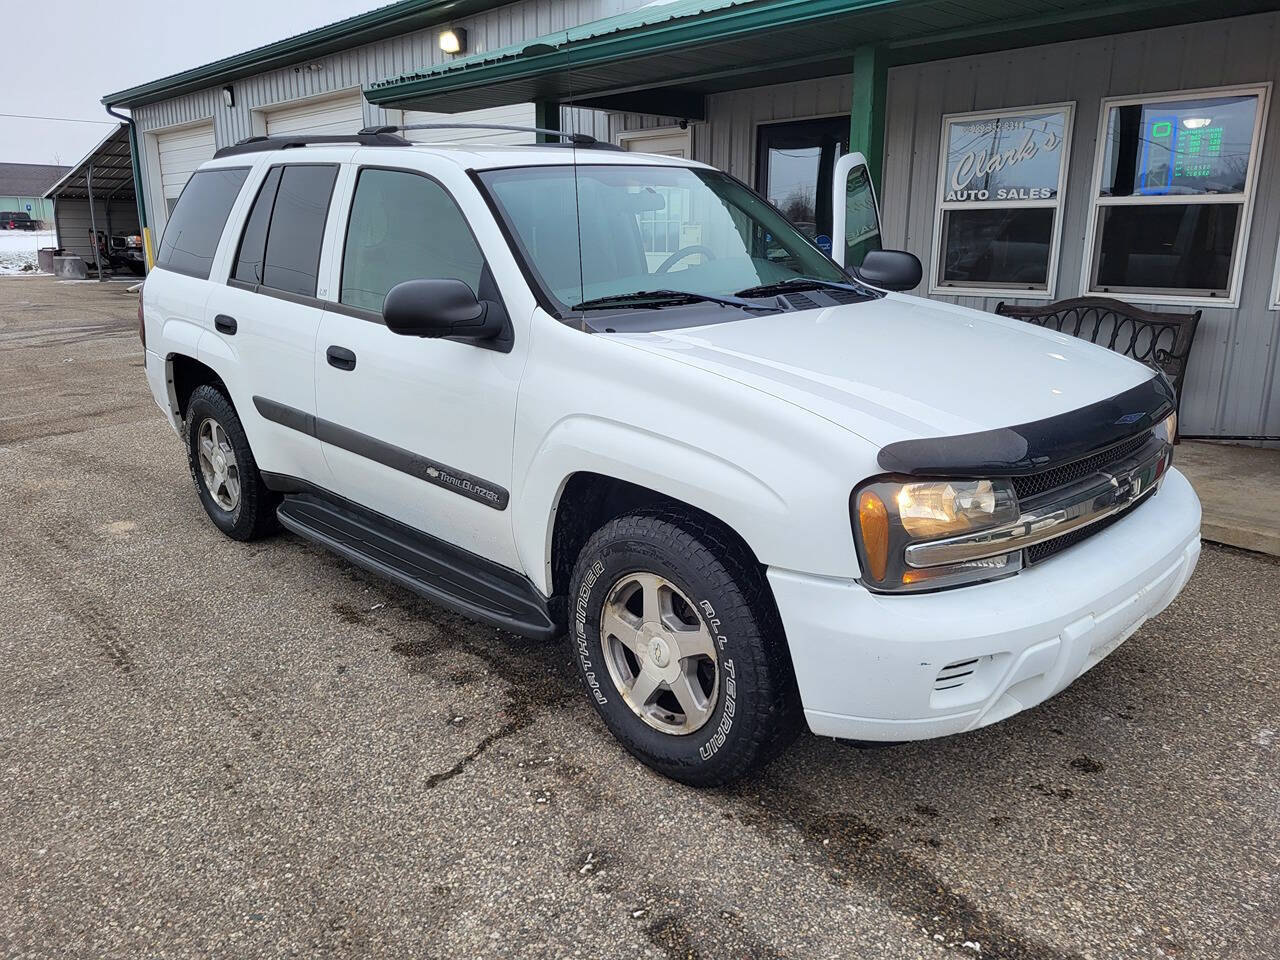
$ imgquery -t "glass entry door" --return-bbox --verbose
[756,117,849,256]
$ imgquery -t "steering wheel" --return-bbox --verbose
[656,245,717,274]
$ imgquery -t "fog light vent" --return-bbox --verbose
[934,657,980,692]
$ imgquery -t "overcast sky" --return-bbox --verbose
[1,0,385,167]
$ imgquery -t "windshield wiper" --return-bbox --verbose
[570,289,774,311]
[732,276,869,298]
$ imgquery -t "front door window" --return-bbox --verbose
[756,117,849,255]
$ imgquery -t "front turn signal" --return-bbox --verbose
[856,489,889,582]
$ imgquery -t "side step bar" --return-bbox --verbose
[277,493,556,640]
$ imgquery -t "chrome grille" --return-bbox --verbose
[1025,497,1144,564]
[1012,430,1152,502]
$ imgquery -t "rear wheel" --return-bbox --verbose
[185,385,279,541]
[568,511,800,786]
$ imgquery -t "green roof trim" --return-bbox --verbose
[103,0,508,108]
[365,0,1271,113]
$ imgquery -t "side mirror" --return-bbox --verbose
[383,278,504,340]
[851,250,922,292]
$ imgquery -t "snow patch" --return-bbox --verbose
[0,230,57,276]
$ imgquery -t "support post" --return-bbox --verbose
[849,44,887,187]
[535,100,561,143]
[86,162,105,282]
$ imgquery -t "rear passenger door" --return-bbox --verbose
[314,165,523,569]
[208,162,340,487]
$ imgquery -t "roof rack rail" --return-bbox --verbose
[213,131,411,158]
[359,123,622,149]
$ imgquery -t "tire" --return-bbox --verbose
[185,384,279,541]
[568,511,800,787]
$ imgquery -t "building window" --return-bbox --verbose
[1083,84,1271,306]
[931,103,1074,298]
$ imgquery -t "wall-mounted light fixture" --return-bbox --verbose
[222,85,235,109]
[439,27,467,55]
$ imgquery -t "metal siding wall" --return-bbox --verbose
[132,0,651,147]
[883,12,1280,439]
[700,77,854,185]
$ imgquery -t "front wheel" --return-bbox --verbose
[568,512,800,786]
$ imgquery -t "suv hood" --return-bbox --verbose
[608,293,1154,449]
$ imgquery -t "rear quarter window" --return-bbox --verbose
[155,168,250,279]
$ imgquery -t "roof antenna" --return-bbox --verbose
[565,30,587,327]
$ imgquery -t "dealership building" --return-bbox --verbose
[101,0,1280,440]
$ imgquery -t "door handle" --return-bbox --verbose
[327,345,357,371]
[214,314,237,335]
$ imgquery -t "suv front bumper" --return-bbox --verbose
[769,467,1201,741]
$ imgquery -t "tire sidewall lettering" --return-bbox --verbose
[575,558,608,704]
[696,598,735,761]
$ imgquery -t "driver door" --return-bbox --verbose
[831,152,883,270]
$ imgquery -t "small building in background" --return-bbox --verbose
[0,163,67,227]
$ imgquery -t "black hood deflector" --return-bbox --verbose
[877,375,1175,477]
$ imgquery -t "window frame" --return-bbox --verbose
[929,101,1075,300]
[331,164,494,323]
[1080,82,1272,308]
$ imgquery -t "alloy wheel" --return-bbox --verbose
[600,572,719,735]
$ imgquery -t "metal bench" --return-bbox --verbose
[994,296,1201,422]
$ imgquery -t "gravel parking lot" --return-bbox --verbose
[1,276,1276,960]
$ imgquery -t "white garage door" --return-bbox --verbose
[265,91,365,137]
[403,103,537,145]
[157,121,215,215]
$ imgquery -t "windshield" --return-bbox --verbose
[477,164,850,316]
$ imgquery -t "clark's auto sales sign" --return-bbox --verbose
[944,107,1069,203]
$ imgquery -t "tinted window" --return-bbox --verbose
[155,168,249,279]
[341,169,484,313]
[262,165,338,297]
[1092,203,1238,294]
[940,208,1053,287]
[232,167,281,284]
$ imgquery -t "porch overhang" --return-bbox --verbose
[365,0,1277,116]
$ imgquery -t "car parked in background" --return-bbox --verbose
[139,129,1201,786]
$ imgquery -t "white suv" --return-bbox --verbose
[140,129,1201,786]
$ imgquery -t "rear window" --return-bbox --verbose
[155,168,249,279]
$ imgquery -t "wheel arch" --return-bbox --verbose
[542,471,785,634]
[166,352,227,423]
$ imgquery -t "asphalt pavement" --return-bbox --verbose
[1,276,1276,960]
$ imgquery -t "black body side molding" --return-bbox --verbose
[253,396,509,510]
[269,482,556,640]
[877,375,1176,477]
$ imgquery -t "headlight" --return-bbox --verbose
[1154,410,1177,445]
[852,477,1022,592]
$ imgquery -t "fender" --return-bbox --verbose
[516,412,837,597]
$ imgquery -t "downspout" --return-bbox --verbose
[105,104,153,271]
